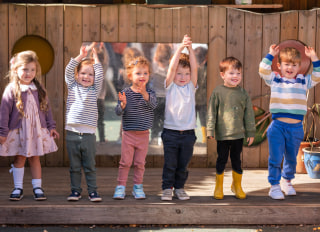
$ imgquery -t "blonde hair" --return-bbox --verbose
[125,56,151,83]
[8,50,48,116]
[278,47,301,64]
[219,56,242,73]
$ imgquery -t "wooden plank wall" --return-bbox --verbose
[0,4,320,168]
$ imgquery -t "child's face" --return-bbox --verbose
[17,62,36,85]
[277,61,301,79]
[221,67,242,88]
[174,65,191,87]
[77,64,94,87]
[129,65,150,88]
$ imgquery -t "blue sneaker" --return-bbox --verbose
[113,185,126,200]
[132,184,146,199]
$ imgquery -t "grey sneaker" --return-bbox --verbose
[161,188,173,201]
[174,188,190,200]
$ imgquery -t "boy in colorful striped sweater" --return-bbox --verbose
[259,44,320,200]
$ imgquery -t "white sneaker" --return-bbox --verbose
[174,188,190,200]
[269,184,285,200]
[161,188,173,201]
[281,179,296,196]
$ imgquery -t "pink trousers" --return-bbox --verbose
[117,130,149,186]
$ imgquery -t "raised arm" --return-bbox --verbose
[165,35,189,87]
[187,41,198,88]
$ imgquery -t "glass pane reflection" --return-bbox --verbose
[94,42,207,155]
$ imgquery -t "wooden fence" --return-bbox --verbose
[0,4,320,168]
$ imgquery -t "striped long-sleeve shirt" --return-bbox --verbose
[115,87,157,131]
[65,58,104,130]
[259,54,320,120]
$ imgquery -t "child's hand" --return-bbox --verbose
[182,34,192,48]
[136,81,149,101]
[0,136,7,145]
[118,92,127,109]
[269,44,279,57]
[247,137,254,146]
[305,46,319,62]
[207,136,214,140]
[75,45,88,62]
[50,129,60,140]
[80,45,88,58]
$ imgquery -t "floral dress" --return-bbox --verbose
[0,84,58,157]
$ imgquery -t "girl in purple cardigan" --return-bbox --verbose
[0,51,59,201]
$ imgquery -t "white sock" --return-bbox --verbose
[10,165,24,194]
[32,179,43,194]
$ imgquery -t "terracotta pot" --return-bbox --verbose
[297,140,320,174]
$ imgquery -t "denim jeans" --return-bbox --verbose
[161,128,197,190]
[66,130,97,194]
[267,120,304,185]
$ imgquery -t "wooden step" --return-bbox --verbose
[0,167,319,225]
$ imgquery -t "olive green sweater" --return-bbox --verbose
[206,85,256,141]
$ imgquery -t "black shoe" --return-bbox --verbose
[67,190,82,201]
[33,187,47,201]
[9,188,23,201]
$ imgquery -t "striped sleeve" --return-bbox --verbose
[307,60,320,89]
[259,54,276,86]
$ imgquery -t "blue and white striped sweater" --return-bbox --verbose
[65,58,104,128]
[259,54,320,117]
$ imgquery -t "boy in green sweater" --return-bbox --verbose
[207,57,255,200]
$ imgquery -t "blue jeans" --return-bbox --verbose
[267,120,304,185]
[161,128,197,190]
[66,130,97,194]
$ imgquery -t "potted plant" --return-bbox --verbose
[297,102,320,173]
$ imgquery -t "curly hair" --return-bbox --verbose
[8,50,48,117]
[125,56,151,83]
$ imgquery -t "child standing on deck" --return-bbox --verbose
[160,35,197,201]
[259,44,320,200]
[65,44,104,202]
[113,56,157,200]
[0,50,59,201]
[207,57,256,200]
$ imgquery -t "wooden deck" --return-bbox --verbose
[0,167,320,225]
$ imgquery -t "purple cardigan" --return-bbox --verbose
[0,83,56,137]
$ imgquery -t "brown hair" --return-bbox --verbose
[219,56,242,73]
[74,58,95,81]
[278,47,301,64]
[125,56,151,83]
[154,44,172,66]
[177,53,191,69]
[8,50,48,116]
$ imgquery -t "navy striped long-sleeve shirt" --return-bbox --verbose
[65,58,104,129]
[115,87,157,131]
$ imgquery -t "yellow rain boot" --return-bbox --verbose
[201,126,207,144]
[214,173,224,199]
[231,170,246,199]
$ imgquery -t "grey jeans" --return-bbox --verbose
[66,130,97,194]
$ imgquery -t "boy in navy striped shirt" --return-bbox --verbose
[113,56,157,200]
[65,44,104,202]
